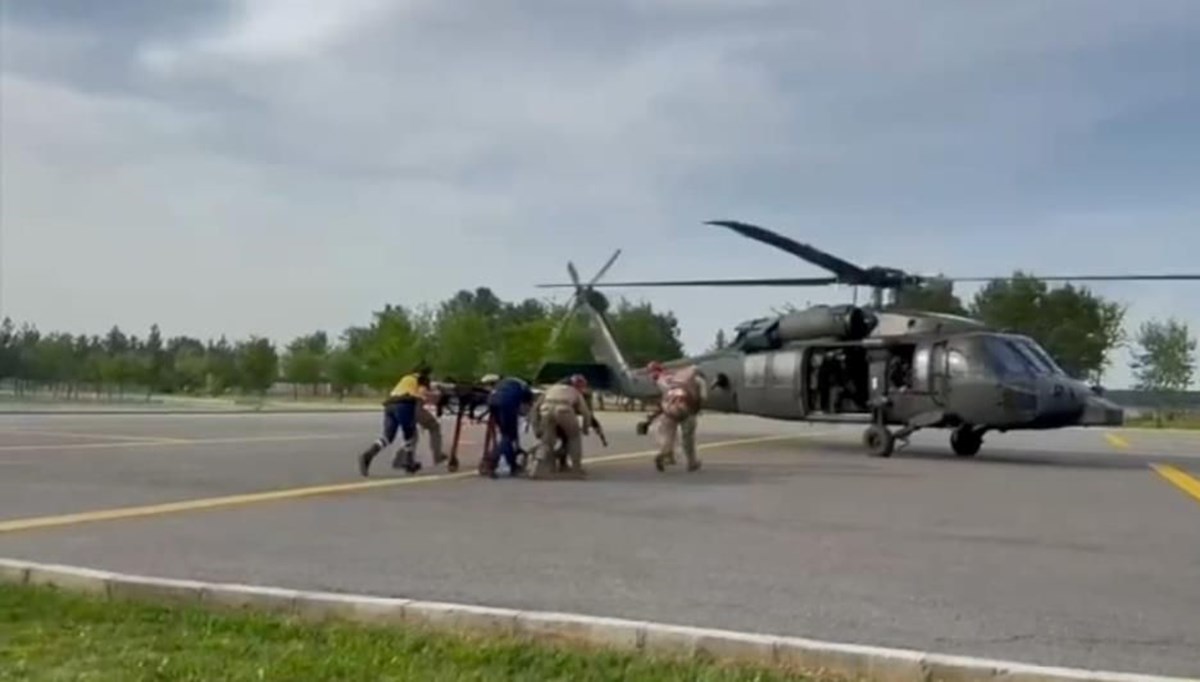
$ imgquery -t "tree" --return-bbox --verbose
[356,305,426,390]
[891,279,968,316]
[142,324,166,396]
[969,273,1126,382]
[1130,318,1197,426]
[235,337,279,396]
[708,329,728,352]
[499,317,555,380]
[205,337,238,396]
[608,300,685,367]
[326,348,364,400]
[281,332,329,397]
[432,307,492,380]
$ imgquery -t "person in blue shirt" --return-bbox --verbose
[479,373,535,478]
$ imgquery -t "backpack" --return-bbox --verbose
[660,368,700,419]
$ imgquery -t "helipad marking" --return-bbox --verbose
[1104,432,1131,450]
[1151,464,1200,508]
[0,434,802,534]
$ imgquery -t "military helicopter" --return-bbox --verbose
[534,220,1200,458]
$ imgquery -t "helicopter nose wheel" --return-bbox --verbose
[863,424,895,457]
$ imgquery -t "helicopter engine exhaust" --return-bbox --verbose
[732,304,877,352]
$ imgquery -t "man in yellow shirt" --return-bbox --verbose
[357,365,430,476]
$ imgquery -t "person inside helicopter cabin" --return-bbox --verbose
[645,361,706,473]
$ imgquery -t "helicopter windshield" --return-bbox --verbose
[974,334,1066,378]
[1008,336,1067,376]
[979,336,1035,377]
[976,334,1071,378]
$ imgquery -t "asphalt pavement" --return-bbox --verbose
[0,411,1197,677]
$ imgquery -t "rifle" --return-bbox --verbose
[589,415,608,447]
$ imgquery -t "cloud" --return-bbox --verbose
[3,0,1199,387]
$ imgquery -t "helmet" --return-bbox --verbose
[480,373,500,385]
[568,373,588,391]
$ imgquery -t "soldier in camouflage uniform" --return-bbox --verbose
[529,374,592,479]
[645,361,706,473]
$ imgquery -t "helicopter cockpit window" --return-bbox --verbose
[1008,340,1054,375]
[982,336,1035,377]
[1015,338,1066,376]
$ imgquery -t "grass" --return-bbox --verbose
[1124,412,1200,430]
[0,583,823,682]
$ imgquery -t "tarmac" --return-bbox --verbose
[0,410,1197,678]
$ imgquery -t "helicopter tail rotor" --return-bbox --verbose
[545,250,620,350]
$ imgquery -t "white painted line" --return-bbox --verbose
[0,558,1191,682]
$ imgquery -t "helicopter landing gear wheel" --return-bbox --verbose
[950,425,982,457]
[863,424,895,458]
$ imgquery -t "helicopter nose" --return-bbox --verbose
[1078,392,1124,427]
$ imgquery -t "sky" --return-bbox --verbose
[2,0,1199,389]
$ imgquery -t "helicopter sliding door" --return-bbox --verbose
[739,351,804,419]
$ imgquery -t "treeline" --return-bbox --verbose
[0,288,684,401]
[1,275,1195,405]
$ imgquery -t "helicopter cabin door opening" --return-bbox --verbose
[803,344,871,415]
[802,342,918,416]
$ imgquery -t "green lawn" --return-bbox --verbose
[0,583,822,681]
[1124,414,1200,430]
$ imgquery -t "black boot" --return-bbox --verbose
[392,449,422,475]
[358,442,382,477]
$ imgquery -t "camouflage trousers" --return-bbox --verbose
[654,411,700,472]
[414,407,448,465]
[529,405,585,479]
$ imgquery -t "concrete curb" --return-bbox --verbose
[1,558,1192,682]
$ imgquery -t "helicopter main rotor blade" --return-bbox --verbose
[706,220,869,283]
[937,273,1200,283]
[535,276,840,289]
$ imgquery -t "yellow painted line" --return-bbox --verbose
[0,434,802,534]
[1104,432,1130,450]
[1151,464,1200,508]
[0,433,357,452]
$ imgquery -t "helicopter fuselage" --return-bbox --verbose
[609,308,1125,458]
[533,269,1126,458]
[690,330,1123,431]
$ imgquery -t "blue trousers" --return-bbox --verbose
[488,401,521,470]
[381,399,417,448]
